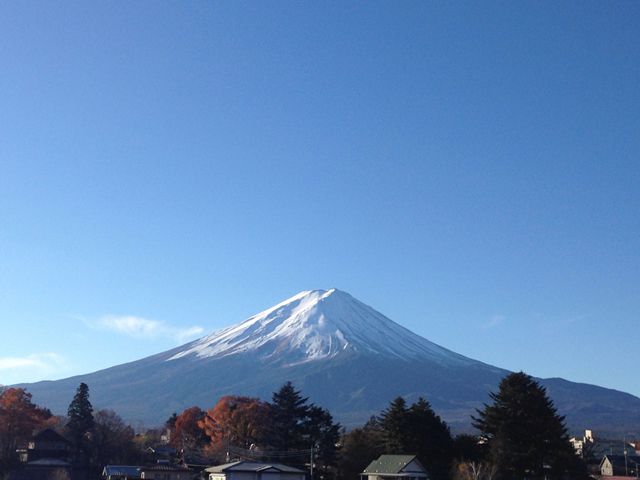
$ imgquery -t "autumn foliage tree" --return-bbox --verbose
[200,396,270,459]
[0,388,52,473]
[198,383,340,474]
[171,406,210,452]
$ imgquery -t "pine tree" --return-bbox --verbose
[408,398,453,480]
[379,396,409,452]
[472,372,587,480]
[66,382,95,455]
[379,397,454,480]
[307,405,341,473]
[269,381,311,452]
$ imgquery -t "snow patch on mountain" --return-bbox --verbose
[168,289,476,366]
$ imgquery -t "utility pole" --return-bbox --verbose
[310,445,314,480]
[625,436,629,477]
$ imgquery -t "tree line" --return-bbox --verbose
[339,372,588,480]
[164,380,341,474]
[0,372,589,480]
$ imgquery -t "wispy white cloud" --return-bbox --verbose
[484,314,505,329]
[0,352,67,372]
[174,326,206,343]
[97,315,204,343]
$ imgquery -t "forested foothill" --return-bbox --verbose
[0,373,590,480]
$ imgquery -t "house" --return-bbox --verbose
[17,428,71,464]
[102,463,191,480]
[570,429,594,457]
[145,445,178,465]
[361,455,429,480]
[12,428,73,480]
[600,454,640,477]
[204,461,306,480]
[139,463,191,480]
[102,465,142,480]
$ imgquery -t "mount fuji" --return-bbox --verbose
[19,289,640,433]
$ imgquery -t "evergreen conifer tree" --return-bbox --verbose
[269,382,340,478]
[473,372,587,480]
[380,396,454,480]
[307,405,341,471]
[270,381,311,452]
[379,396,409,452]
[408,398,453,480]
[66,382,95,456]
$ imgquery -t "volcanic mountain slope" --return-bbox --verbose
[169,289,479,366]
[20,289,640,434]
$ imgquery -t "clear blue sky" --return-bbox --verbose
[1,1,639,398]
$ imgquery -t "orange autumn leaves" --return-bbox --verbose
[199,396,270,449]
[0,388,53,469]
[169,396,270,455]
[166,382,340,469]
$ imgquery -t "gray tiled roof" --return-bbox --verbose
[363,455,424,475]
[102,465,141,477]
[205,461,305,474]
[142,463,189,472]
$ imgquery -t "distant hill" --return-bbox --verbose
[18,289,640,435]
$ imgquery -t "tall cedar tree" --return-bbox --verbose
[66,382,95,456]
[472,372,587,480]
[380,397,453,480]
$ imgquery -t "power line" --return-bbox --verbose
[228,444,313,459]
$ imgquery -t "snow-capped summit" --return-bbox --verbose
[169,288,473,366]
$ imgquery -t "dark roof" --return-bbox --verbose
[102,465,141,477]
[142,463,190,472]
[33,428,70,444]
[363,455,427,476]
[27,458,70,466]
[206,461,305,474]
[603,454,640,465]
